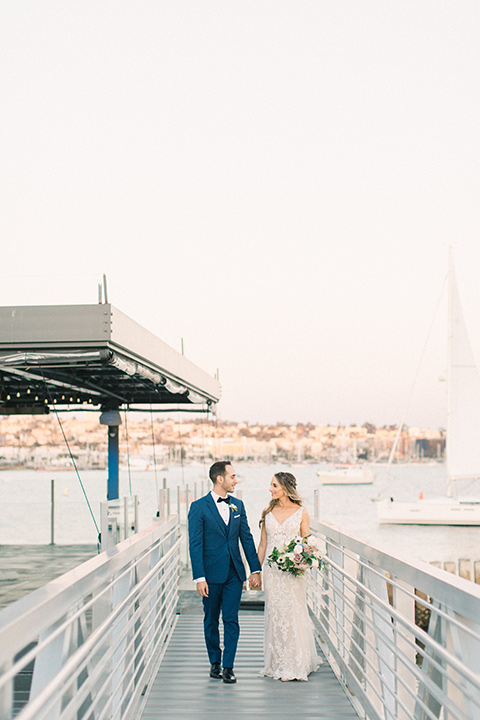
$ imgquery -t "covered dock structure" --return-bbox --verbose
[0,302,221,499]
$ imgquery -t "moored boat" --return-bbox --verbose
[378,251,480,525]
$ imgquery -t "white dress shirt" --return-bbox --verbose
[211,489,231,525]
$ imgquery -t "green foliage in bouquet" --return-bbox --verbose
[267,534,326,577]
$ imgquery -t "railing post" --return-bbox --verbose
[50,478,55,545]
[314,489,320,520]
[158,490,166,522]
[134,495,139,532]
[0,661,12,720]
[123,497,128,540]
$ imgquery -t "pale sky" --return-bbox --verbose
[1,2,480,428]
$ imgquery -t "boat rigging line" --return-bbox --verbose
[372,272,448,501]
[150,404,159,497]
[38,367,101,544]
[177,408,185,485]
[200,408,209,482]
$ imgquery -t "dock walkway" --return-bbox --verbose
[141,608,359,720]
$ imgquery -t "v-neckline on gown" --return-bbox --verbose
[270,506,302,526]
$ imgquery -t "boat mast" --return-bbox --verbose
[446,248,454,498]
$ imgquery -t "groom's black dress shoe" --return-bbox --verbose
[210,663,222,679]
[222,667,236,684]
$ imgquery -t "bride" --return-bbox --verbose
[257,471,320,681]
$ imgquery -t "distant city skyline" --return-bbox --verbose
[1,2,480,429]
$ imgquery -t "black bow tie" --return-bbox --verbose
[217,496,230,504]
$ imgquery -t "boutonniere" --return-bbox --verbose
[230,503,238,512]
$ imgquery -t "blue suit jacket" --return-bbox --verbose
[188,493,261,584]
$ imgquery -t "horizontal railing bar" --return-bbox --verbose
[97,588,179,720]
[315,619,385,720]
[315,602,468,720]
[328,599,474,720]
[315,572,451,684]
[313,569,480,717]
[44,557,180,720]
[17,584,179,720]
[92,585,179,720]
[61,576,180,720]
[316,558,480,690]
[0,517,179,665]
[325,545,480,645]
[0,533,180,690]
[13,538,181,719]
[312,519,480,620]
[317,577,480,709]
[127,611,180,720]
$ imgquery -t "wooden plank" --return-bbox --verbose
[141,612,359,719]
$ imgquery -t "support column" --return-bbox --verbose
[108,426,120,500]
[100,409,122,501]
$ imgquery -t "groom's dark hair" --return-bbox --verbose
[209,461,231,484]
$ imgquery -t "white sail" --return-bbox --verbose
[446,251,480,487]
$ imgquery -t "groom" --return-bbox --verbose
[188,461,261,683]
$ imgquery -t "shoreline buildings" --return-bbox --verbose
[0,415,445,469]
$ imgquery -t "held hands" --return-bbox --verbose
[248,573,261,590]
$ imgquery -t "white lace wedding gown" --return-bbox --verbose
[260,507,320,681]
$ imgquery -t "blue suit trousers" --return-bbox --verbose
[202,562,243,668]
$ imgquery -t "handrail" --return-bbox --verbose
[312,519,480,617]
[0,515,181,720]
[309,518,480,720]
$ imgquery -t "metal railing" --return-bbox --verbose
[309,518,480,720]
[0,515,181,720]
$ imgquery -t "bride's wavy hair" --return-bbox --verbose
[260,472,303,527]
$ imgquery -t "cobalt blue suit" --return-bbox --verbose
[188,493,261,668]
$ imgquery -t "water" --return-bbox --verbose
[1,462,479,568]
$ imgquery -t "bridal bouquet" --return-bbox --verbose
[267,534,325,577]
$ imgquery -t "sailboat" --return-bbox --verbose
[377,251,480,524]
[318,436,374,485]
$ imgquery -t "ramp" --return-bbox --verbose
[141,611,359,719]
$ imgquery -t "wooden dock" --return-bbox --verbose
[0,544,98,609]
